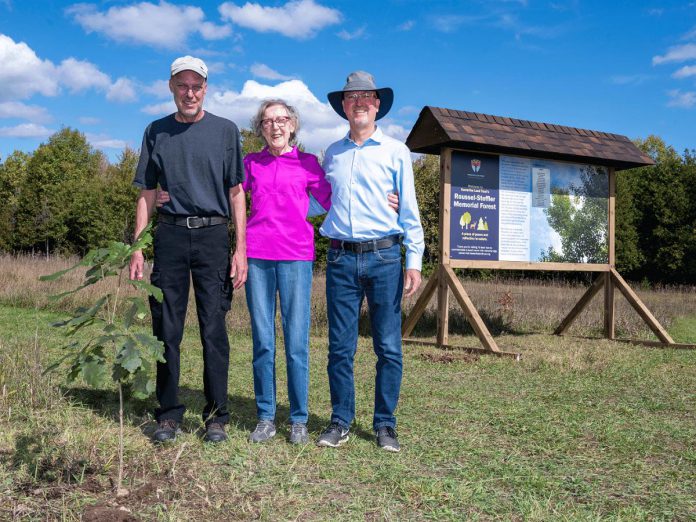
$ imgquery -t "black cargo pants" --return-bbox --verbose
[149,221,233,425]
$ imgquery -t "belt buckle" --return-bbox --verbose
[186,216,203,229]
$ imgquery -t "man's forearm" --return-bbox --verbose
[134,189,157,240]
[229,184,247,252]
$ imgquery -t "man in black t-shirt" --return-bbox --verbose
[129,56,247,444]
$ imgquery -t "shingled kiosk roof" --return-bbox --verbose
[406,106,654,171]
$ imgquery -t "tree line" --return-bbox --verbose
[1,128,694,284]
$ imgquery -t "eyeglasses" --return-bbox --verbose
[261,116,292,128]
[175,83,205,95]
[344,92,377,102]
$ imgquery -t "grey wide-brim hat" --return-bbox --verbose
[327,71,393,121]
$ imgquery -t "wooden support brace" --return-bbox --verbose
[613,338,695,350]
[436,266,450,346]
[555,275,604,335]
[610,268,674,344]
[442,266,501,352]
[604,272,615,339]
[401,270,439,337]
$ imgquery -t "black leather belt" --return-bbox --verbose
[158,214,228,229]
[330,235,400,253]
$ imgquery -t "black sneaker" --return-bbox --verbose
[204,422,227,443]
[316,422,350,448]
[153,419,180,443]
[376,426,400,452]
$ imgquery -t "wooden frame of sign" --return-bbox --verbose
[402,145,688,358]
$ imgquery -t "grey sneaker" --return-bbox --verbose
[316,422,349,448]
[249,420,276,443]
[152,419,181,443]
[289,423,309,444]
[376,426,400,452]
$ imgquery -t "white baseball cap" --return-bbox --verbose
[170,55,208,79]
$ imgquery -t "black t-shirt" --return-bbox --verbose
[133,112,244,218]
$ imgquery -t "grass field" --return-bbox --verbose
[0,255,695,520]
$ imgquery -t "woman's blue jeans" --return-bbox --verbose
[246,259,312,424]
[325,243,404,431]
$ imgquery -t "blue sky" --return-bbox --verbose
[1,0,694,162]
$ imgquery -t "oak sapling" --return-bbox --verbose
[40,222,164,496]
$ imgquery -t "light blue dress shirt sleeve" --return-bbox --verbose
[307,193,329,218]
[394,144,425,271]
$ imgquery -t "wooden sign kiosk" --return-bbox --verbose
[403,106,678,358]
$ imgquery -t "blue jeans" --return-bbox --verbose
[246,259,312,424]
[325,243,404,431]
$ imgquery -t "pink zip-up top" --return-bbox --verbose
[243,146,332,261]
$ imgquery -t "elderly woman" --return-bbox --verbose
[243,99,332,444]
[157,99,398,444]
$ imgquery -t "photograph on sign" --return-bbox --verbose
[450,151,608,264]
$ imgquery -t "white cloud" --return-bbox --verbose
[652,43,696,65]
[79,116,101,125]
[667,89,696,108]
[141,100,176,115]
[219,0,341,39]
[397,20,414,31]
[0,123,53,138]
[0,33,137,104]
[0,33,58,99]
[672,65,696,79]
[381,123,409,143]
[397,105,419,116]
[107,77,137,102]
[86,132,128,149]
[430,15,471,33]
[610,74,651,85]
[199,21,232,40]
[337,26,366,40]
[0,101,51,123]
[250,63,295,81]
[142,79,414,153]
[58,57,111,92]
[205,79,346,152]
[205,61,228,74]
[68,1,231,49]
[144,79,172,99]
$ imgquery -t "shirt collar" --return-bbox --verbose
[261,145,298,158]
[344,125,383,146]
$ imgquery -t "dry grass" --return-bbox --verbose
[2,253,695,342]
[1,305,695,520]
[0,253,695,519]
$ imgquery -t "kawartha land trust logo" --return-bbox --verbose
[471,159,481,173]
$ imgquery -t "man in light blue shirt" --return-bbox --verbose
[316,71,424,453]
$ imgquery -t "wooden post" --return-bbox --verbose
[608,168,616,267]
[437,269,450,345]
[437,149,453,346]
[604,167,616,339]
[604,272,615,339]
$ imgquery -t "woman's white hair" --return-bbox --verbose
[251,99,300,145]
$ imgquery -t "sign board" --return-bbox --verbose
[449,151,609,264]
